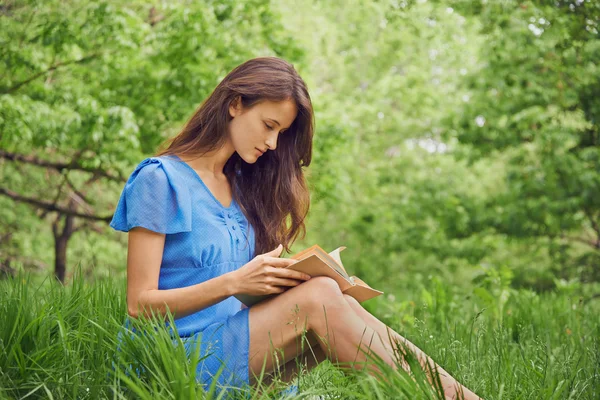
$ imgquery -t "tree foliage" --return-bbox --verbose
[0,0,598,293]
[0,0,303,281]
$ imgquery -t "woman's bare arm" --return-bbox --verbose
[126,227,238,320]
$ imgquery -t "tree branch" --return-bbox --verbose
[0,150,124,182]
[44,173,68,219]
[3,52,101,94]
[65,173,94,207]
[60,198,76,241]
[148,7,166,26]
[73,219,105,235]
[0,187,112,222]
[560,233,600,251]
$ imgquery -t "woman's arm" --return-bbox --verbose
[126,227,239,320]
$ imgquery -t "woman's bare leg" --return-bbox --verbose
[259,293,481,399]
[342,294,481,400]
[248,277,396,385]
[257,331,326,386]
[248,277,480,399]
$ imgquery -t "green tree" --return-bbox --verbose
[446,0,600,282]
[0,0,303,282]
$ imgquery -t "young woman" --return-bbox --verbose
[110,57,480,399]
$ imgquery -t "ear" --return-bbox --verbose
[229,96,242,118]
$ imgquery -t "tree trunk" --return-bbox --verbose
[52,209,75,284]
[54,232,68,283]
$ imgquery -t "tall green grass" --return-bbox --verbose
[1,268,598,399]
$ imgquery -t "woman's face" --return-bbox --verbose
[228,97,297,163]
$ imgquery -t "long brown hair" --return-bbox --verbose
[156,57,314,256]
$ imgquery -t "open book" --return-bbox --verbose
[234,244,384,307]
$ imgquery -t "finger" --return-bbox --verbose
[271,278,306,287]
[267,285,286,294]
[270,267,311,281]
[264,256,298,268]
[263,244,283,258]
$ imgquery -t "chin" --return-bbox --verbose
[238,152,260,164]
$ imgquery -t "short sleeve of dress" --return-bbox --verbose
[109,157,192,234]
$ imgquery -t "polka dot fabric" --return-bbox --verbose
[110,154,255,391]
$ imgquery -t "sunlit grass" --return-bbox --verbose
[1,268,598,399]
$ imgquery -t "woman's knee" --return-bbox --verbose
[300,276,345,310]
[276,277,346,321]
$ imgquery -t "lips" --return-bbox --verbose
[256,148,265,155]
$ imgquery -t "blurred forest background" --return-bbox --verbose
[2,0,599,298]
[1,0,599,398]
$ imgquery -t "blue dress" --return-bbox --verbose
[109,154,255,391]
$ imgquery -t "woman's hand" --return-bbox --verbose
[231,244,311,296]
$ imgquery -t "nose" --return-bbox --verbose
[265,131,278,151]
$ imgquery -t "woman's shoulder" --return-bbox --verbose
[131,154,177,170]
[128,155,182,183]
[109,154,192,234]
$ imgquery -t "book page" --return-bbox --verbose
[315,247,349,279]
[287,254,354,291]
[328,246,348,275]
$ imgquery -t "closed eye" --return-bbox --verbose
[265,122,286,134]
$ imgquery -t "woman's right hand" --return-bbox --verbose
[231,244,311,296]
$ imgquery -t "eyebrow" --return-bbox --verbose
[267,117,289,131]
[266,118,281,127]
